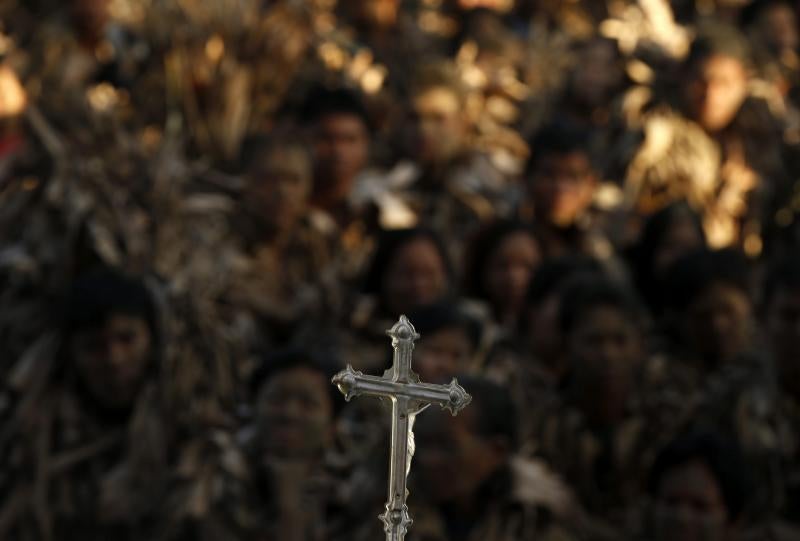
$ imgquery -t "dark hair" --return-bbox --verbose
[524,255,603,309]
[463,220,539,301]
[456,374,518,450]
[64,267,157,340]
[410,61,467,104]
[630,202,706,312]
[519,255,603,335]
[407,301,482,352]
[648,431,750,521]
[740,0,794,28]
[239,133,310,173]
[251,347,345,416]
[300,85,371,132]
[363,227,454,297]
[525,121,595,176]
[662,248,752,313]
[763,254,800,307]
[686,23,752,70]
[558,275,645,335]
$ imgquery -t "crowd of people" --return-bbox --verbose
[1,0,800,539]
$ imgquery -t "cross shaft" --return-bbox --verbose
[332,315,471,541]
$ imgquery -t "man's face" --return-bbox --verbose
[528,152,596,226]
[758,3,799,53]
[70,314,152,410]
[415,409,505,504]
[70,0,110,37]
[312,113,369,195]
[685,54,748,133]
[383,239,449,316]
[414,327,473,384]
[256,366,334,460]
[245,147,312,234]
[683,283,753,366]
[653,460,730,541]
[484,232,541,318]
[350,0,400,28]
[765,287,800,387]
[409,86,467,166]
[568,306,642,401]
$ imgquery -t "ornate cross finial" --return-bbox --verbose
[332,315,471,541]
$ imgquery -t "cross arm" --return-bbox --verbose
[332,365,471,415]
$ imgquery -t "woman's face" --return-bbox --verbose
[256,367,334,461]
[484,232,541,320]
[383,238,449,316]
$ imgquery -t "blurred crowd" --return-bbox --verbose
[1,0,800,540]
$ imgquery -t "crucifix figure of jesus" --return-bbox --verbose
[332,315,472,541]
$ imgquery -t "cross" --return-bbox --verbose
[332,315,472,541]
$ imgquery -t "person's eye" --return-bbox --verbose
[118,332,136,344]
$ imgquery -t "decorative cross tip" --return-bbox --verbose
[387,315,420,344]
[379,504,413,536]
[331,365,363,401]
[443,378,472,415]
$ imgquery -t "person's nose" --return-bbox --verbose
[107,340,129,367]
[709,310,731,336]
[282,397,305,418]
[507,265,529,290]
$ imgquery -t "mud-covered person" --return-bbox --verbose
[0,267,168,541]
[228,135,341,347]
[409,375,581,541]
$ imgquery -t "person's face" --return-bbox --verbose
[529,152,597,226]
[256,366,334,460]
[0,65,27,118]
[410,86,467,166]
[653,218,705,279]
[759,3,799,53]
[685,54,749,133]
[524,293,563,369]
[484,232,541,319]
[353,0,400,28]
[246,147,312,234]
[653,460,731,541]
[70,314,152,410]
[570,40,623,109]
[568,306,642,400]
[382,238,449,316]
[684,284,753,366]
[313,113,369,194]
[414,327,473,384]
[765,286,800,387]
[415,409,506,504]
[70,0,110,37]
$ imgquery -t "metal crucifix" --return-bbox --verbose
[332,315,472,541]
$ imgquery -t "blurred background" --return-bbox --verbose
[1,0,800,540]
